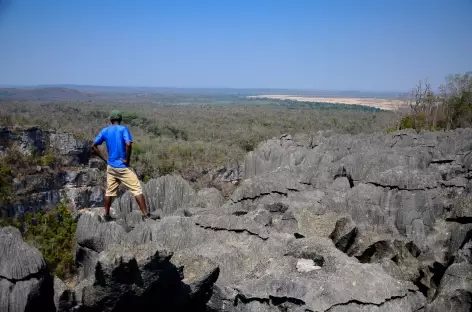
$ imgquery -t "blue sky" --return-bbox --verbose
[0,0,471,92]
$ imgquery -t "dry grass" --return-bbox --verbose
[0,97,396,183]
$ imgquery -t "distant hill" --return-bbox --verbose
[2,84,404,99]
[0,87,96,101]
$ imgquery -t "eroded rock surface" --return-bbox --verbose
[73,242,218,312]
[86,129,472,311]
[0,226,55,312]
[0,126,105,217]
[4,128,472,311]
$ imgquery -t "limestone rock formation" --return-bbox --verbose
[53,276,76,312]
[0,126,104,217]
[426,262,472,312]
[3,128,472,311]
[111,175,225,217]
[0,126,90,165]
[0,226,55,312]
[78,129,472,311]
[73,241,218,312]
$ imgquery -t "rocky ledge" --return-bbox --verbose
[0,126,105,216]
[2,128,472,311]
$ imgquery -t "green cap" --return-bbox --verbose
[109,110,122,121]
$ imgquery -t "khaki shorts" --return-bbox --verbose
[106,165,143,197]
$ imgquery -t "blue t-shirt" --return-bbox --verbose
[93,125,133,168]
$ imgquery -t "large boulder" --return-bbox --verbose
[111,175,197,217]
[0,226,55,312]
[447,195,472,223]
[73,242,218,312]
[192,187,225,210]
[426,262,472,312]
[242,134,308,179]
[68,209,219,312]
[53,277,76,312]
[74,209,127,280]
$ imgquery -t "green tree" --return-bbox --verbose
[394,72,472,132]
[439,72,472,129]
[0,162,12,206]
[1,203,78,279]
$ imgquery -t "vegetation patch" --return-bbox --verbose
[393,72,472,131]
[0,202,77,279]
[0,162,13,206]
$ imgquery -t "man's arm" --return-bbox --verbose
[125,141,132,166]
[123,127,133,167]
[92,143,107,163]
[92,129,107,163]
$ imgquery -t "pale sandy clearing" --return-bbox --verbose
[248,94,404,111]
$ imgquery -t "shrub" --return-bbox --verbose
[1,203,78,279]
[147,124,162,137]
[157,159,176,176]
[396,72,472,131]
[399,115,415,129]
[0,162,12,206]
[133,143,145,156]
[41,151,55,166]
[240,139,257,152]
[143,175,151,183]
[0,109,14,126]
[122,113,139,123]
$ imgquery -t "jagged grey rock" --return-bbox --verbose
[119,214,425,312]
[192,187,225,209]
[456,240,472,264]
[171,251,220,307]
[80,129,472,311]
[112,174,196,216]
[0,227,45,280]
[54,277,76,312]
[329,216,357,252]
[1,126,104,217]
[48,131,91,166]
[448,195,472,223]
[0,226,55,312]
[426,262,472,312]
[73,241,218,312]
[74,210,127,280]
[5,128,472,311]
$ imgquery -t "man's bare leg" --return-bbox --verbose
[103,195,113,221]
[104,196,112,215]
[135,194,148,216]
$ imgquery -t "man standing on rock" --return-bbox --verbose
[91,110,152,221]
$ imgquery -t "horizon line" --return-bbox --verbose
[0,83,408,95]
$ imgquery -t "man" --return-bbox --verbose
[92,110,151,221]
